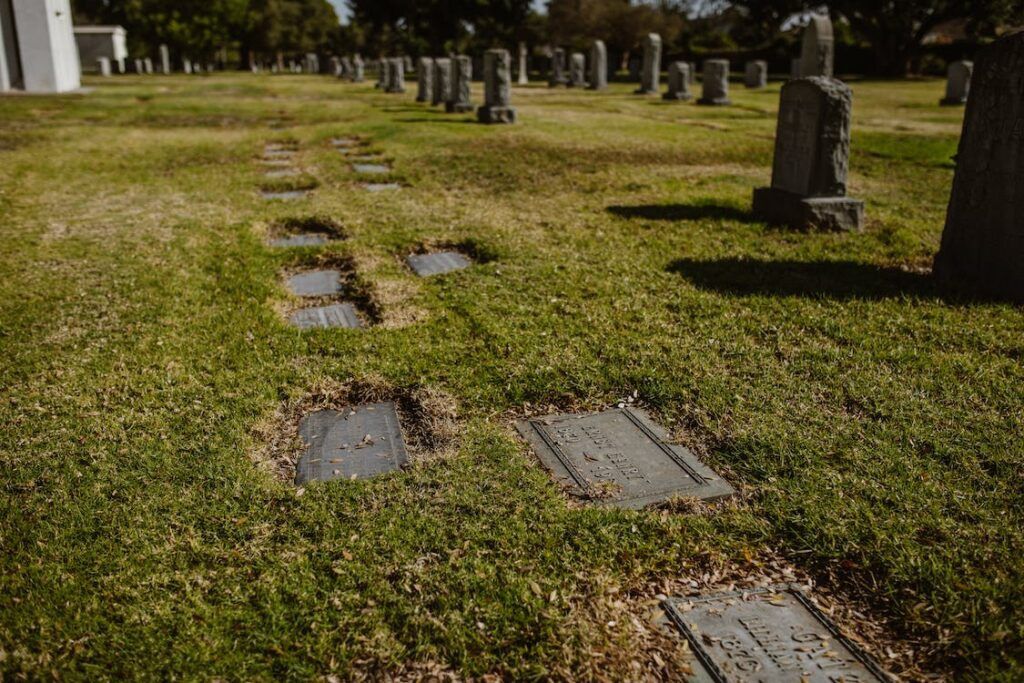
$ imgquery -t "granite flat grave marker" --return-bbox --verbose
[549,48,568,87]
[261,190,309,201]
[447,55,474,113]
[636,33,662,94]
[698,59,731,105]
[416,57,434,102]
[661,587,888,682]
[286,270,343,297]
[568,53,586,88]
[745,60,767,89]
[406,251,471,277]
[934,32,1024,301]
[432,58,452,106]
[516,407,734,509]
[940,60,973,105]
[364,183,402,192]
[353,163,391,174]
[264,169,300,179]
[289,303,362,330]
[295,402,408,484]
[662,62,691,101]
[753,76,863,231]
[478,49,517,124]
[800,15,834,78]
[589,40,607,91]
[270,233,331,248]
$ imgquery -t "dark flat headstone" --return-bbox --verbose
[363,183,401,192]
[516,407,733,509]
[295,402,408,484]
[661,587,888,682]
[286,269,343,297]
[406,251,472,277]
[262,190,310,201]
[270,234,331,248]
[289,303,362,329]
[352,163,391,174]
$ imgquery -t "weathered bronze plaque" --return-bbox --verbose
[286,270,342,297]
[661,587,888,682]
[295,402,409,484]
[289,303,362,329]
[406,252,471,277]
[516,407,733,508]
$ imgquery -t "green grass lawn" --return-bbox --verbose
[1,72,1021,681]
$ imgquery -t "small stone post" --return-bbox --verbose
[97,57,111,77]
[352,55,364,82]
[159,45,170,74]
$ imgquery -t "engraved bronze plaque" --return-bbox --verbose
[516,407,733,509]
[295,402,408,484]
[289,303,362,329]
[406,252,471,277]
[661,587,888,682]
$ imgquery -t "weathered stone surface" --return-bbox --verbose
[800,14,834,78]
[941,60,973,105]
[270,233,330,248]
[385,57,405,93]
[353,163,390,174]
[588,40,607,90]
[745,60,768,88]
[517,42,529,85]
[698,59,731,105]
[790,57,801,79]
[568,52,586,88]
[295,403,408,484]
[662,62,691,101]
[264,168,300,179]
[286,270,343,297]
[364,182,402,192]
[416,57,434,102]
[352,55,364,82]
[447,55,474,113]
[406,252,471,277]
[432,58,452,106]
[549,47,568,87]
[159,44,170,74]
[478,49,517,124]
[661,587,889,682]
[516,407,734,509]
[261,190,309,201]
[636,33,662,94]
[934,33,1024,301]
[143,57,153,74]
[752,76,863,231]
[97,57,111,77]
[289,303,362,330]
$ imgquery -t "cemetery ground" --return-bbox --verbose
[0,72,1021,681]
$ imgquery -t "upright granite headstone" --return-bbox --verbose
[134,58,143,74]
[352,55,364,82]
[549,47,567,87]
[416,57,433,102]
[635,33,661,94]
[182,57,193,74]
[404,56,413,73]
[934,33,1024,301]
[432,57,452,106]
[800,14,834,78]
[752,77,864,231]
[329,56,341,77]
[376,59,389,89]
[589,40,607,90]
[386,57,405,93]
[940,60,973,105]
[159,44,170,74]
[517,42,529,85]
[143,58,153,74]
[662,62,691,101]
[568,52,586,88]
[477,48,516,124]
[97,57,111,77]
[745,60,767,88]
[698,59,731,105]
[447,55,473,112]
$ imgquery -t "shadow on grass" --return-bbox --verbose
[608,203,759,224]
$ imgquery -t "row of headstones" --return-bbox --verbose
[95,52,217,77]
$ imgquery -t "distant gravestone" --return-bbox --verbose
[352,55,364,82]
[341,56,353,79]
[294,403,408,484]
[406,252,472,277]
[404,56,413,73]
[143,58,153,74]
[800,14,835,78]
[478,49,517,124]
[386,57,406,93]
[516,407,734,509]
[636,33,661,94]
[97,57,111,77]
[416,57,434,102]
[662,62,691,101]
[934,33,1024,301]
[447,55,474,112]
[589,40,607,90]
[376,59,389,89]
[329,56,341,77]
[517,42,529,85]
[549,47,568,87]
[940,60,973,105]
[698,59,731,105]
[568,52,586,88]
[745,60,767,88]
[134,58,143,74]
[432,58,452,106]
[289,303,362,330]
[286,270,343,297]
[752,77,863,231]
[661,587,889,682]
[159,45,170,74]
[363,182,402,192]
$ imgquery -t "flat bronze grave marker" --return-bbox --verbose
[261,190,310,201]
[406,252,471,277]
[286,270,343,297]
[352,163,391,174]
[516,407,733,508]
[270,234,331,248]
[661,587,888,682]
[289,303,362,329]
[295,402,408,484]
[363,183,401,192]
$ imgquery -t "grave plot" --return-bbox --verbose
[516,407,734,509]
[282,258,378,329]
[267,216,345,248]
[660,587,889,682]
[260,189,311,201]
[294,402,409,484]
[406,251,472,277]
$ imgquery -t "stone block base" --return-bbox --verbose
[662,92,692,101]
[477,105,517,124]
[697,97,731,106]
[446,102,474,113]
[752,187,864,232]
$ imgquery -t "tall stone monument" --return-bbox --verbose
[432,57,452,106]
[517,42,529,85]
[477,48,516,124]
[549,47,567,87]
[752,77,863,231]
[447,55,473,112]
[800,14,834,78]
[635,33,661,94]
[940,60,973,106]
[386,57,405,93]
[745,60,767,88]
[934,33,1024,300]
[159,44,170,74]
[416,57,433,102]
[568,52,585,88]
[588,40,607,90]
[698,59,731,106]
[662,62,691,101]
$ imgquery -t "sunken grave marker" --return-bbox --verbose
[406,252,471,277]
[286,270,343,297]
[289,303,362,330]
[295,402,408,484]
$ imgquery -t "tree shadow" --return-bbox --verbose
[608,202,759,224]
